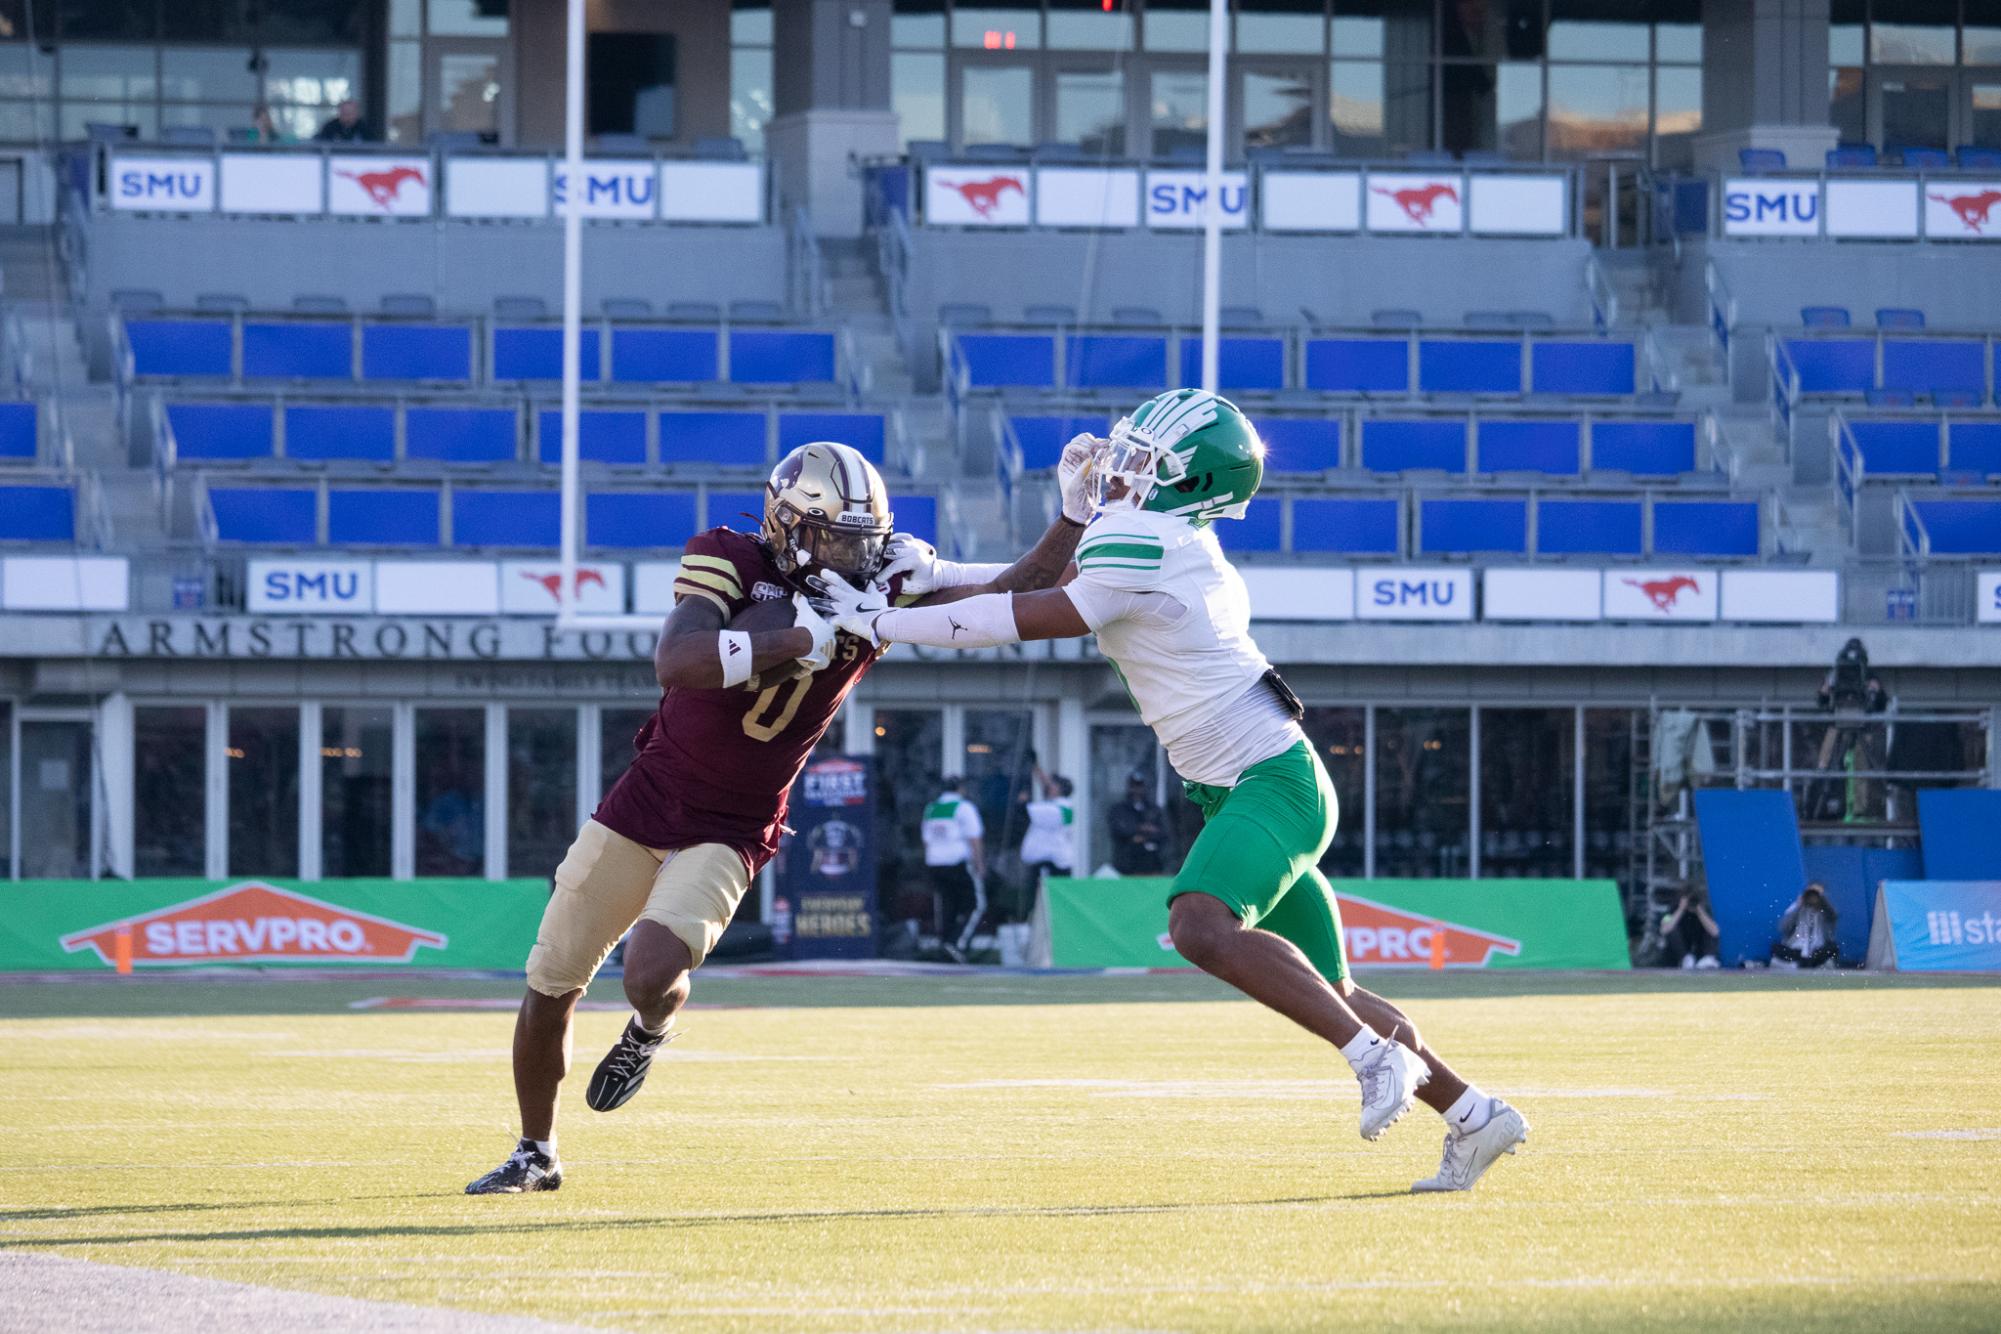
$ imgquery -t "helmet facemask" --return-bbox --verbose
[762,442,894,586]
[1092,415,1187,513]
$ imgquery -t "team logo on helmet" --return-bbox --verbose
[761,441,893,583]
[1093,389,1264,523]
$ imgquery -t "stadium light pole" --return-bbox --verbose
[1199,0,1225,393]
[557,0,585,631]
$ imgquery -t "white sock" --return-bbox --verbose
[1338,1026,1386,1074]
[1444,1086,1492,1133]
[634,1014,669,1039]
[525,1137,555,1158]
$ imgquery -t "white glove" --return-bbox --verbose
[1057,433,1102,525]
[878,532,939,595]
[808,575,891,647]
[791,592,836,671]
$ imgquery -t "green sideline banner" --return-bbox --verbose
[0,878,547,972]
[1042,877,1630,970]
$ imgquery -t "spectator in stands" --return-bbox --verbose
[1660,883,1721,969]
[314,99,371,143]
[1772,882,1840,969]
[921,777,986,963]
[247,104,293,145]
[1108,770,1168,876]
[1018,764,1076,898]
[1808,637,1889,821]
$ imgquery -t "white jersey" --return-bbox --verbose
[1020,796,1075,870]
[1063,508,1304,787]
[921,790,983,866]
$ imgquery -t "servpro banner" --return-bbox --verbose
[1040,877,1629,970]
[0,879,546,972]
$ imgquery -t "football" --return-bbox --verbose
[727,594,797,634]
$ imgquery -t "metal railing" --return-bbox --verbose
[1583,251,1619,334]
[1704,257,1737,356]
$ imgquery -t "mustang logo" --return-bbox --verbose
[1927,189,2001,235]
[1623,575,1700,612]
[522,569,607,602]
[945,175,1025,219]
[1371,182,1459,225]
[334,165,428,211]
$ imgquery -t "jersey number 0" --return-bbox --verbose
[742,672,814,741]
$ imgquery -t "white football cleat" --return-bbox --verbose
[1355,1039,1430,1141]
[1411,1099,1529,1192]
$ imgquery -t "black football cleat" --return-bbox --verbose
[465,1140,563,1194]
[586,1018,674,1112]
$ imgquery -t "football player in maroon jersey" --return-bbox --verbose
[469,438,1094,1193]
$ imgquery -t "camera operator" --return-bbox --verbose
[1772,882,1840,969]
[1807,638,1888,821]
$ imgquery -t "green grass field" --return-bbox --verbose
[3,968,1999,1332]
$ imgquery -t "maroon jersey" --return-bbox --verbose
[593,527,892,874]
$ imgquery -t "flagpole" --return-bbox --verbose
[1199,0,1226,393]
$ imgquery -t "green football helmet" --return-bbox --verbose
[1092,389,1265,524]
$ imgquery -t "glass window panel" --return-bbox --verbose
[893,50,946,144]
[963,709,1032,858]
[1830,67,1865,145]
[0,101,56,140]
[1442,59,1539,158]
[1054,66,1127,153]
[1871,3,1956,66]
[1243,66,1314,149]
[385,38,421,144]
[893,0,946,48]
[134,706,206,875]
[321,706,392,879]
[1970,0,2001,65]
[1478,709,1574,880]
[731,0,773,46]
[961,63,1033,144]
[0,701,9,877]
[1654,63,1701,165]
[952,4,1041,50]
[162,102,258,132]
[1546,2,1649,62]
[1143,0,1211,54]
[1881,74,1951,152]
[1149,66,1208,154]
[508,708,577,879]
[437,48,501,135]
[1440,0,1527,62]
[0,1,24,41]
[1238,2,1324,58]
[1654,22,1700,64]
[161,47,258,102]
[731,45,773,152]
[427,0,509,38]
[163,0,256,42]
[1091,723,1169,875]
[22,720,91,879]
[1828,0,1864,67]
[1373,707,1469,879]
[228,707,299,878]
[1335,0,1428,62]
[60,0,155,40]
[60,101,156,140]
[1972,82,2001,149]
[1301,707,1364,879]
[1048,0,1133,52]
[1581,708,1637,908]
[59,46,158,99]
[261,0,365,43]
[1546,63,1647,160]
[1329,58,1384,144]
[389,0,422,39]
[598,706,655,795]
[875,709,943,928]
[415,708,485,877]
[263,47,361,108]
[0,46,54,98]
[1383,62,1431,152]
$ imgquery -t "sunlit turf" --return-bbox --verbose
[3,968,1999,1332]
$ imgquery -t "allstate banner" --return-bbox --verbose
[1866,881,2001,972]
[0,879,547,971]
[778,756,878,959]
[1039,877,1629,970]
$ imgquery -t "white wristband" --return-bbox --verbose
[873,592,1021,649]
[932,558,1009,589]
[717,630,753,687]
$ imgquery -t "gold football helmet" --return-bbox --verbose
[761,441,893,584]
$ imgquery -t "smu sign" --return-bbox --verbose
[1355,567,1475,621]
[1722,178,1821,236]
[248,559,373,614]
[1143,171,1250,230]
[108,155,216,212]
[553,160,657,218]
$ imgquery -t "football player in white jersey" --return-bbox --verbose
[815,389,1528,1192]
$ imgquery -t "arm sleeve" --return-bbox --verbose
[672,530,755,619]
[872,592,1021,648]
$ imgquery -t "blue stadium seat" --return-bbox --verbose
[1175,336,1286,392]
[954,333,1056,390]
[729,330,837,384]
[706,489,766,527]
[125,318,233,378]
[0,483,74,541]
[360,323,472,382]
[610,327,720,383]
[1826,144,1878,168]
[1303,338,1409,394]
[0,402,34,461]
[1530,341,1636,396]
[1292,497,1398,554]
[1900,146,1950,169]
[1738,147,1787,172]
[1419,497,1527,555]
[1065,335,1168,391]
[1958,146,2001,170]
[1653,500,1759,557]
[405,407,518,465]
[896,494,938,546]
[1849,419,1942,476]
[1536,498,1643,556]
[658,411,768,468]
[493,327,602,381]
[165,402,274,462]
[1801,306,1852,328]
[1785,338,1875,394]
[1008,415,1105,471]
[1876,308,1926,330]
[453,489,559,547]
[1909,499,2001,553]
[1219,497,1282,552]
[285,404,395,463]
[1881,339,1987,400]
[209,487,315,544]
[1259,418,1343,474]
[1417,339,1520,395]
[536,409,648,466]
[1475,419,1580,475]
[1948,421,2001,476]
[242,321,353,380]
[328,488,440,545]
[1591,420,1696,475]
[779,411,887,465]
[587,492,698,550]
[1361,419,1467,473]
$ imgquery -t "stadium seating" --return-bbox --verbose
[1900,495,2001,555]
[1835,415,2001,491]
[0,402,38,463]
[0,482,74,541]
[1774,328,1997,420]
